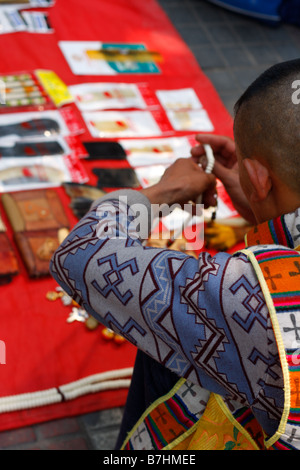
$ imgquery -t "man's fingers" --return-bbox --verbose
[195,133,235,153]
[211,160,233,180]
[192,134,236,168]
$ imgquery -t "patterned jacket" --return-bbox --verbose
[50,190,300,448]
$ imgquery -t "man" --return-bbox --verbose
[51,60,300,450]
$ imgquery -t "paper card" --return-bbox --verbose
[156,88,214,132]
[35,70,74,107]
[59,41,161,75]
[0,70,72,112]
[121,136,195,167]
[0,110,70,140]
[82,110,162,138]
[69,82,147,111]
[0,8,26,34]
[0,109,84,142]
[134,164,166,188]
[0,154,87,192]
[20,10,53,33]
[0,2,55,34]
[0,135,71,157]
[156,88,203,111]
[0,71,52,110]
[0,1,55,7]
[0,134,87,159]
[166,109,214,132]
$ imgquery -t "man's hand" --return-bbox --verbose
[140,157,216,207]
[191,134,256,224]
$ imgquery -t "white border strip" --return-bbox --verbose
[0,367,133,413]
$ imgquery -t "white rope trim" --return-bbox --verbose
[0,367,133,413]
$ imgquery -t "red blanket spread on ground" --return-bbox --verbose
[0,0,233,431]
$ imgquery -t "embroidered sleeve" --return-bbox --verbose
[50,191,274,407]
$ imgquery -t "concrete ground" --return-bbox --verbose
[1,0,300,450]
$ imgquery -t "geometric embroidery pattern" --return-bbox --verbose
[92,253,138,305]
[248,244,300,450]
[248,348,280,381]
[122,379,210,450]
[140,251,193,376]
[103,312,146,346]
[230,275,267,332]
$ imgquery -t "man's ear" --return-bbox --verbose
[243,158,272,202]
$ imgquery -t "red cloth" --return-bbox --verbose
[0,0,233,430]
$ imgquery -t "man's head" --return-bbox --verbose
[233,59,300,222]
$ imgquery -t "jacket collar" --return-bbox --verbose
[245,208,300,249]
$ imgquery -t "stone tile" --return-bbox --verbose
[191,45,226,69]
[231,21,267,43]
[220,45,254,67]
[205,68,241,93]
[276,43,300,61]
[286,24,300,48]
[218,92,241,116]
[158,0,182,4]
[86,427,120,450]
[247,44,281,65]
[231,65,267,89]
[80,408,124,431]
[177,24,211,46]
[79,408,124,450]
[206,22,239,44]
[43,436,90,450]
[162,4,199,25]
[36,417,81,440]
[0,427,37,448]
[191,0,228,23]
[263,24,296,44]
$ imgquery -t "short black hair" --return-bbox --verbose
[234,59,300,116]
[233,59,300,194]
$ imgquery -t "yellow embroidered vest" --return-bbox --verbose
[121,222,300,451]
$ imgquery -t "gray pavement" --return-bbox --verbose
[1,0,300,450]
[163,0,300,115]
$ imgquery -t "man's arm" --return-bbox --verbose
[140,156,216,207]
[50,157,270,406]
